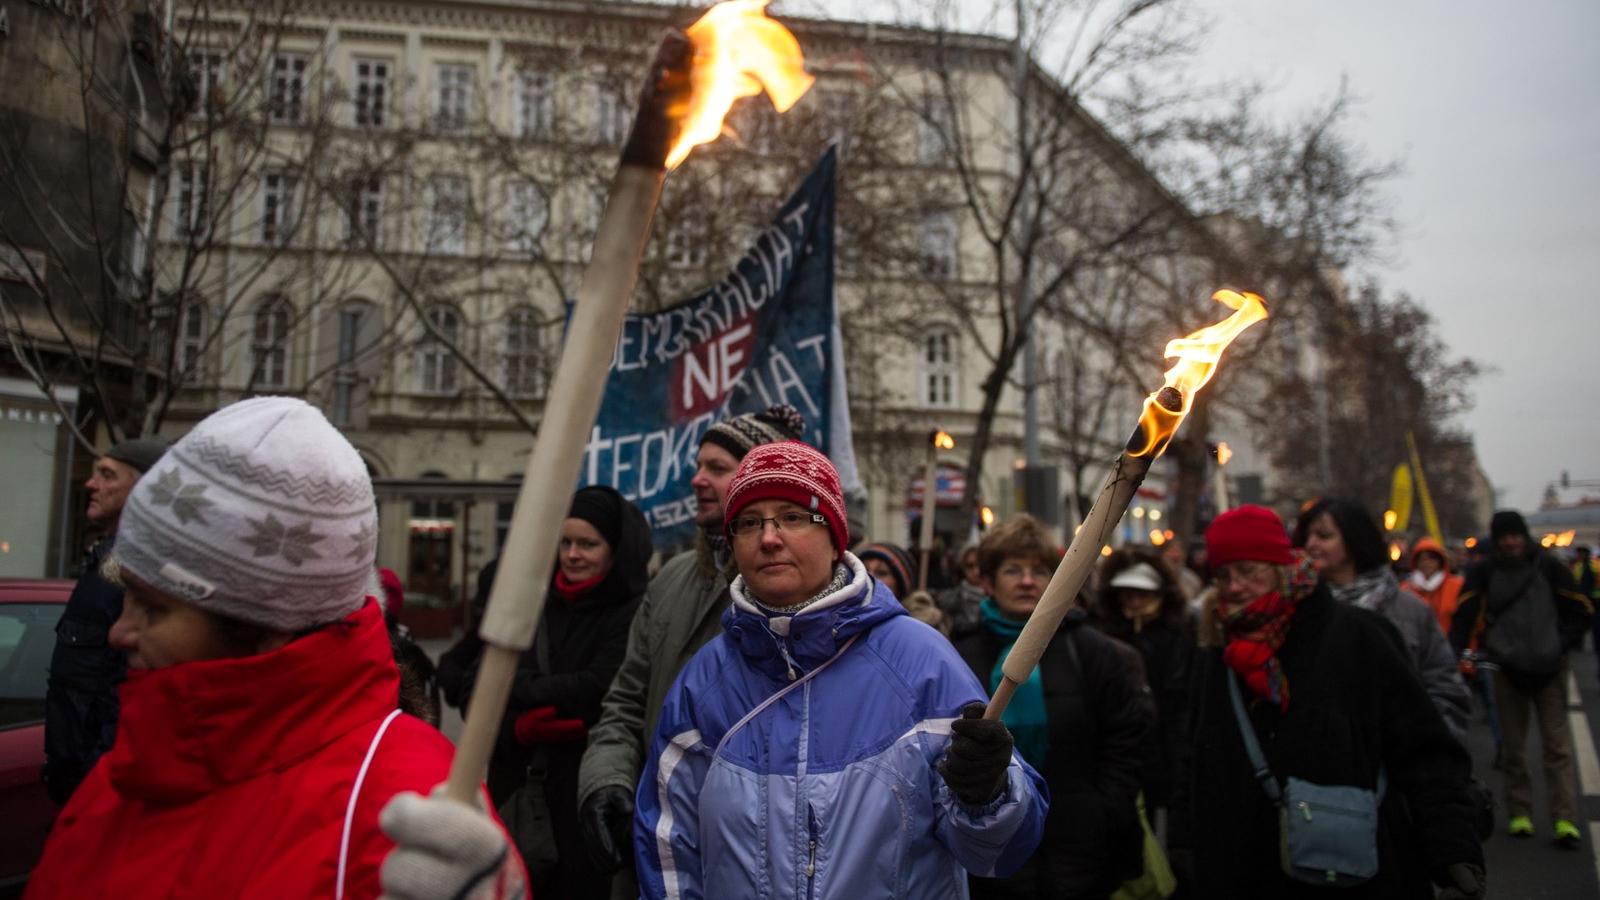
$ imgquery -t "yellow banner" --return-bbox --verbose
[1389,464,1413,533]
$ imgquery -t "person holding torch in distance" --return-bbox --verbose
[635,441,1048,899]
[1168,505,1484,899]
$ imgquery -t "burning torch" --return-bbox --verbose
[985,290,1268,719]
[445,0,814,804]
[918,429,957,590]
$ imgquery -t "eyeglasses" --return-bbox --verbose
[998,564,1052,582]
[1212,561,1275,588]
[729,510,827,539]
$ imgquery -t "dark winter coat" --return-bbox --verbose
[1093,616,1195,811]
[956,610,1152,900]
[1170,584,1482,899]
[42,537,126,805]
[1451,547,1592,690]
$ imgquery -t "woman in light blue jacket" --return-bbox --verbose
[635,441,1048,899]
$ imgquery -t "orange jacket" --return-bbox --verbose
[1401,537,1464,635]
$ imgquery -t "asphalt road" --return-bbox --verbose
[1468,645,1600,899]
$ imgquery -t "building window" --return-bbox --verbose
[261,170,299,245]
[502,306,543,398]
[434,63,474,133]
[515,69,555,140]
[593,81,630,146]
[417,304,460,394]
[425,176,470,255]
[504,180,548,256]
[920,212,957,280]
[251,298,292,389]
[269,53,308,124]
[353,58,390,128]
[664,213,708,269]
[332,302,371,426]
[921,328,959,408]
[178,300,207,374]
[344,175,383,247]
[189,50,226,115]
[173,161,209,238]
[918,96,955,165]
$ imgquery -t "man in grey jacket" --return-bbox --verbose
[576,405,804,894]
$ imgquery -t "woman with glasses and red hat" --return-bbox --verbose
[633,441,1047,899]
[1168,505,1483,900]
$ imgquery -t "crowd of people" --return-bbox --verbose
[25,393,1596,899]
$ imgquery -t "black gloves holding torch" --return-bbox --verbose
[938,702,1016,807]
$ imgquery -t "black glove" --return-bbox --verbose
[938,702,1014,807]
[579,785,635,873]
[1436,863,1486,900]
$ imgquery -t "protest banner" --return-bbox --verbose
[582,148,859,546]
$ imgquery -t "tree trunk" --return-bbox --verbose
[1167,395,1214,546]
[957,342,1022,534]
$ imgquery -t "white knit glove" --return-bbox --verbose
[379,787,525,900]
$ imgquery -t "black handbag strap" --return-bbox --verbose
[1227,672,1283,803]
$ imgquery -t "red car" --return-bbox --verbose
[0,580,70,894]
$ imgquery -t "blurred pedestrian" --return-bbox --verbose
[1159,537,1204,601]
[370,566,441,726]
[577,405,804,897]
[958,515,1150,900]
[635,441,1047,898]
[487,486,652,897]
[42,436,168,806]
[1573,545,1600,657]
[1170,505,1484,899]
[1294,497,1470,740]
[1400,538,1464,636]
[24,397,525,898]
[1091,549,1196,825]
[939,541,987,635]
[858,540,915,599]
[1451,510,1593,847]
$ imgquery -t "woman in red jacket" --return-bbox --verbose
[24,397,525,900]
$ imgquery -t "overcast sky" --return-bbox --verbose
[789,0,1600,511]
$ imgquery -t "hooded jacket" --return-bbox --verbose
[1399,538,1464,635]
[635,553,1048,900]
[25,601,487,899]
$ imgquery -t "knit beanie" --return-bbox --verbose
[1490,510,1529,541]
[724,440,849,554]
[857,542,914,598]
[569,485,624,549]
[700,404,806,462]
[104,436,172,474]
[1205,504,1295,568]
[114,397,378,632]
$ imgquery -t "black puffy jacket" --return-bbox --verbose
[43,538,127,805]
[956,610,1152,900]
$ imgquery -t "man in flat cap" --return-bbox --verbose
[42,436,169,805]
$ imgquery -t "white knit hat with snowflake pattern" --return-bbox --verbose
[114,397,377,632]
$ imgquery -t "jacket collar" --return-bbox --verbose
[723,552,904,679]
[105,600,399,802]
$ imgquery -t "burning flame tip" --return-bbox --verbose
[1127,290,1270,458]
[665,0,815,169]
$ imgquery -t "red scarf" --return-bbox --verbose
[552,570,605,605]
[1217,555,1317,711]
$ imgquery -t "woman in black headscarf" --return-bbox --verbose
[475,485,653,898]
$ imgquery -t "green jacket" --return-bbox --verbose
[577,549,728,805]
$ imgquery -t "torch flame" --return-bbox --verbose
[666,0,815,169]
[1128,290,1269,458]
[933,429,956,450]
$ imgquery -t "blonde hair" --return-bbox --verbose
[1195,563,1292,648]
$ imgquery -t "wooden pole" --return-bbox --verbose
[983,388,1177,720]
[918,445,938,590]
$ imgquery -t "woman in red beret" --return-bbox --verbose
[1168,505,1484,899]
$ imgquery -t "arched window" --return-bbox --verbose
[417,303,460,394]
[920,327,959,409]
[333,299,376,425]
[502,306,543,399]
[251,297,292,389]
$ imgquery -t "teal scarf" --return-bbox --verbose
[979,598,1049,771]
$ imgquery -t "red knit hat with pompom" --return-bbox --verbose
[1205,505,1295,568]
[724,441,848,555]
